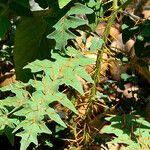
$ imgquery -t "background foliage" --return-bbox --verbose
[0,0,150,150]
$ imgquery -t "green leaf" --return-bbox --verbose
[9,2,32,17]
[23,59,52,73]
[0,15,10,38]
[47,16,87,51]
[17,130,38,150]
[14,120,52,150]
[45,107,67,128]
[0,96,23,107]
[45,92,77,113]
[45,140,53,147]
[121,16,139,43]
[74,67,94,84]
[5,127,15,146]
[67,3,93,15]
[121,73,130,81]
[58,0,72,9]
[89,37,104,52]
[24,50,93,97]
[102,115,150,148]
[96,91,109,100]
[60,67,84,95]
[28,76,68,103]
[87,0,97,7]
[121,23,129,30]
[14,11,51,81]
[0,115,18,132]
[137,35,144,41]
[38,122,52,134]
[47,3,93,51]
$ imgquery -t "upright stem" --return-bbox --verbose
[87,0,132,116]
[83,1,132,147]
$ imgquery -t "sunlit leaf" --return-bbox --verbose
[58,0,72,8]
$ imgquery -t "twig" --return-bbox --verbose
[122,10,145,21]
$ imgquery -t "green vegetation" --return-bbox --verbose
[0,0,150,149]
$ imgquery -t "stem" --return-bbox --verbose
[85,0,132,125]
[90,0,132,104]
[82,0,132,147]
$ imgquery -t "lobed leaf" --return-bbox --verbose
[14,120,52,150]
[45,107,67,128]
[102,115,150,149]
[47,3,93,51]
[67,3,94,15]
[25,50,94,96]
